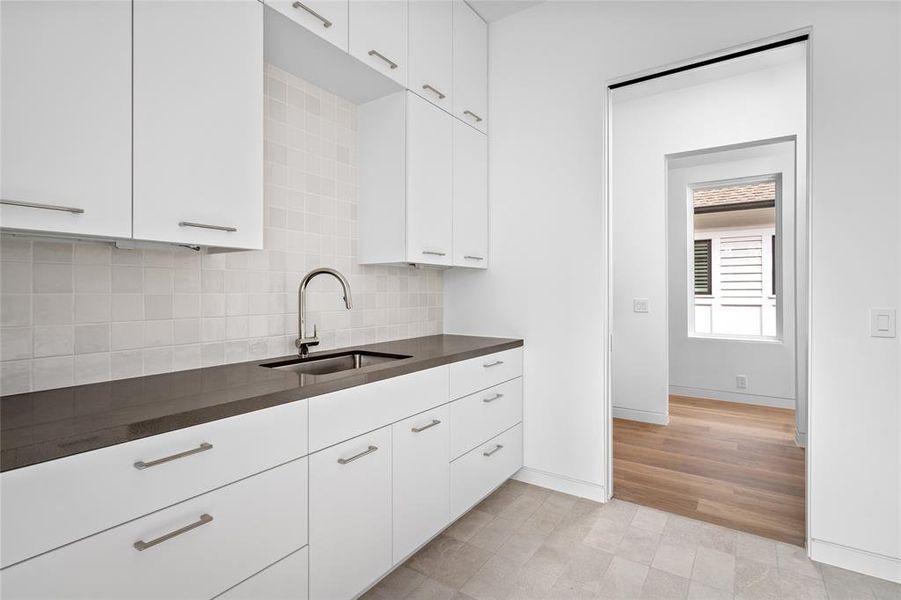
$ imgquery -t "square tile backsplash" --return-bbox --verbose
[0,65,443,395]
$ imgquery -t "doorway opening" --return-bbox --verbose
[608,37,808,547]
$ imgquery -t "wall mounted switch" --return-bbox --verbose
[633,298,649,313]
[870,309,896,338]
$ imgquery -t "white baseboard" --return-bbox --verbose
[612,406,669,425]
[669,385,796,409]
[513,467,608,502]
[809,538,901,583]
[794,430,807,448]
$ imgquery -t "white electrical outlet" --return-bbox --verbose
[736,374,748,390]
[633,298,649,313]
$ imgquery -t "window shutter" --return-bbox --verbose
[694,239,712,295]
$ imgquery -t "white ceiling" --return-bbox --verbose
[466,0,544,23]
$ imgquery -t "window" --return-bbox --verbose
[690,176,778,338]
[694,239,712,295]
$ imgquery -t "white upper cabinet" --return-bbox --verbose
[359,92,455,267]
[407,94,454,266]
[0,0,132,239]
[349,0,408,87]
[266,0,348,51]
[453,119,488,267]
[452,0,487,133]
[133,0,264,250]
[409,0,453,110]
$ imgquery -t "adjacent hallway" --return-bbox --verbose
[613,395,805,546]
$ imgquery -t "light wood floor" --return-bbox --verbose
[613,395,805,547]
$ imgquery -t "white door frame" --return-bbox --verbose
[602,27,813,551]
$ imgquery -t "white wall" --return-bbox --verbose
[611,52,805,424]
[444,1,899,581]
[668,142,797,410]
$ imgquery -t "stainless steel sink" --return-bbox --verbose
[260,351,411,376]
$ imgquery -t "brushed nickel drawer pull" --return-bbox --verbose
[483,360,504,368]
[291,1,332,27]
[422,250,447,257]
[368,49,398,69]
[463,110,483,123]
[422,84,446,99]
[483,444,503,457]
[1,199,84,214]
[483,393,504,403]
[133,514,213,551]
[134,442,213,470]
[411,419,441,433]
[338,445,378,464]
[464,255,484,261]
[178,221,237,232]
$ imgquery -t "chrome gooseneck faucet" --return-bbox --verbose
[296,268,353,357]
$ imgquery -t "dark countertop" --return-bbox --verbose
[0,335,522,472]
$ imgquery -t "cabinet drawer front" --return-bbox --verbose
[450,424,523,520]
[450,378,522,460]
[265,0,348,51]
[217,546,309,600]
[449,347,523,399]
[0,458,307,600]
[310,427,391,600]
[308,366,448,453]
[393,406,450,563]
[1,400,308,568]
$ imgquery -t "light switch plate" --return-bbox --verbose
[633,298,649,313]
[870,308,896,338]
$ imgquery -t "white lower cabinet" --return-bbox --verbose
[217,547,309,600]
[309,427,392,600]
[392,406,451,563]
[450,424,524,520]
[0,458,308,600]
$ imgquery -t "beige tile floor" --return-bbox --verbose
[363,481,900,600]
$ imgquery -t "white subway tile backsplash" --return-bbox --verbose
[0,67,443,394]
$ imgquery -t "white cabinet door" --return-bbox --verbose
[392,405,450,563]
[309,427,391,600]
[218,547,309,600]
[452,0,487,133]
[265,0,348,51]
[133,0,263,249]
[0,0,131,239]
[453,119,488,268]
[349,0,407,86]
[409,0,453,110]
[407,94,453,266]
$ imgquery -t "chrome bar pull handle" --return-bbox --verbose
[483,360,504,368]
[178,221,237,232]
[463,110,483,123]
[337,445,378,465]
[133,514,213,551]
[291,1,332,27]
[368,50,398,70]
[1,199,84,214]
[483,393,504,403]
[422,84,446,99]
[483,444,503,457]
[134,443,213,470]
[411,419,441,433]
[422,250,447,257]
[464,255,485,261]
